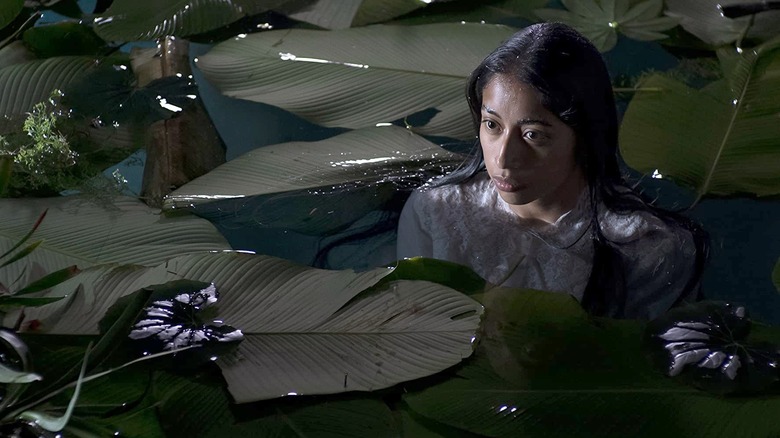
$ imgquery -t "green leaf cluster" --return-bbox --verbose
[4,92,79,192]
[620,37,780,205]
[535,0,679,52]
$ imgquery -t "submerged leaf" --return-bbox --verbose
[406,289,780,437]
[620,37,780,203]
[645,301,780,394]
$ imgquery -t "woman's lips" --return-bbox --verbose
[492,177,523,193]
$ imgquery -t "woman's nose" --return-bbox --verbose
[496,133,525,168]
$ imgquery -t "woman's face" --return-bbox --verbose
[479,74,586,223]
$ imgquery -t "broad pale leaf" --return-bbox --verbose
[0,56,94,118]
[666,0,780,47]
[0,196,230,290]
[163,126,463,212]
[619,38,780,203]
[196,23,516,139]
[92,0,286,42]
[391,0,549,25]
[281,0,435,29]
[12,252,483,403]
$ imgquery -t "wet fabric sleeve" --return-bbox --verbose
[619,226,698,320]
[396,191,434,259]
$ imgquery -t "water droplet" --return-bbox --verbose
[652,169,663,179]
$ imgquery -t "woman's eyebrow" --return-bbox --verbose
[517,117,552,127]
[482,106,552,126]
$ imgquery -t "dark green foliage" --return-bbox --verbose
[23,23,108,58]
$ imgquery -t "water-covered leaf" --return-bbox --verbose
[152,371,399,437]
[196,23,515,139]
[0,0,23,31]
[163,127,464,227]
[665,0,780,47]
[774,258,780,293]
[619,37,780,204]
[534,0,677,52]
[382,257,487,297]
[22,22,107,58]
[92,0,285,42]
[0,196,230,292]
[644,301,780,394]
[64,60,198,125]
[10,252,483,403]
[405,288,780,437]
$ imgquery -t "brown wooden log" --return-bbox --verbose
[136,37,226,208]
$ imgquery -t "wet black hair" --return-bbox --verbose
[437,22,709,317]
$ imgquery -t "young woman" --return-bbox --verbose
[396,23,708,320]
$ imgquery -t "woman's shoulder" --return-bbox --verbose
[599,205,697,269]
[408,172,496,213]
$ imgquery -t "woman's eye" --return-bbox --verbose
[523,130,543,141]
[483,120,498,131]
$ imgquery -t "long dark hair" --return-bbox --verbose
[439,22,709,317]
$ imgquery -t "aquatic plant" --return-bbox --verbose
[1,1,780,436]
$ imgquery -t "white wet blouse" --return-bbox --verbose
[396,172,697,320]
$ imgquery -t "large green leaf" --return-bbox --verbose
[162,126,463,219]
[392,0,548,25]
[619,37,780,204]
[92,0,287,42]
[0,196,230,290]
[196,23,516,139]
[665,0,780,47]
[279,0,440,29]
[151,371,400,437]
[0,0,23,31]
[10,252,483,403]
[0,56,94,118]
[405,288,780,437]
[535,0,678,52]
